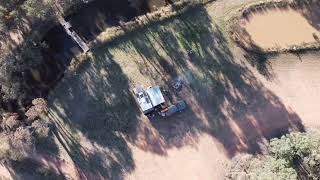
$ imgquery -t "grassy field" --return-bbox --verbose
[45,0,315,179]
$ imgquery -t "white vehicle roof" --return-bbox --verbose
[146,86,165,107]
[137,92,153,113]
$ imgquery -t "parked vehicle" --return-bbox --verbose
[133,85,165,115]
[160,100,187,117]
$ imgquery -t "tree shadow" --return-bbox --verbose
[104,5,305,157]
[4,158,66,180]
[44,4,306,179]
[65,0,140,43]
[242,44,276,80]
[48,49,139,179]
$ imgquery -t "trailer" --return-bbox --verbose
[133,85,165,115]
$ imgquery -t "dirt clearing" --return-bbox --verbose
[47,4,306,179]
[260,51,320,129]
[241,5,320,49]
[43,1,320,180]
[126,134,229,180]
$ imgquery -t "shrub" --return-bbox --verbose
[0,133,12,161]
[251,157,297,180]
[0,127,34,162]
[31,119,51,141]
[25,98,48,124]
[226,131,320,179]
[1,112,21,131]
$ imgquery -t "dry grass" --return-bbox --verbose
[92,1,204,46]
[47,3,306,179]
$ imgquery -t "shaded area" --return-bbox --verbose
[65,0,170,43]
[114,6,305,157]
[242,45,276,80]
[48,6,305,180]
[42,25,82,68]
[65,0,138,42]
[3,158,66,180]
[49,49,139,179]
[40,0,171,86]
[298,0,320,31]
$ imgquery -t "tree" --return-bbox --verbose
[1,112,21,131]
[31,119,51,141]
[226,131,320,180]
[25,98,48,124]
[0,127,35,162]
[22,0,54,21]
[270,132,320,179]
[270,132,312,162]
[251,157,297,180]
[0,0,21,30]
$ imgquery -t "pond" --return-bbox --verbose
[240,3,320,49]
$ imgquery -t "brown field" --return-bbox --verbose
[2,0,320,179]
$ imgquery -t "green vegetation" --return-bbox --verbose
[0,0,51,31]
[251,157,297,180]
[0,0,94,114]
[227,131,320,180]
[0,0,91,31]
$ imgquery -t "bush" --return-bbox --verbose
[10,127,35,158]
[1,112,21,131]
[226,131,320,179]
[0,133,12,161]
[25,98,48,124]
[31,119,51,141]
[251,157,297,180]
[0,127,34,162]
[270,132,315,161]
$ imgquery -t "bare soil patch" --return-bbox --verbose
[261,51,320,129]
[237,3,320,50]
